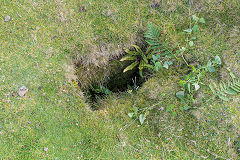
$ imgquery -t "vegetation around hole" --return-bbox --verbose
[1,1,239,159]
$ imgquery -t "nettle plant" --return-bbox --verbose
[120,22,173,77]
[176,55,222,110]
[183,14,205,48]
[128,106,149,125]
[175,15,206,62]
[125,15,236,123]
[128,102,161,125]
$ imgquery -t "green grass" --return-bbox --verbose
[1,0,239,159]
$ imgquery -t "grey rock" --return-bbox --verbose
[4,15,10,22]
[18,86,28,97]
[191,107,204,120]
[151,2,160,9]
[79,5,86,13]
[106,10,112,16]
[100,46,106,52]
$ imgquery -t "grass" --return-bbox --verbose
[0,0,239,159]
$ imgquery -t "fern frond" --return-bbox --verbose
[209,77,240,101]
[144,22,161,40]
[145,23,168,50]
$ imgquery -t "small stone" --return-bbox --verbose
[151,2,160,9]
[100,46,106,52]
[44,147,48,152]
[79,5,86,13]
[157,107,164,111]
[18,86,28,97]
[38,86,43,90]
[191,110,202,120]
[27,120,31,124]
[106,10,112,16]
[4,15,10,22]
[12,91,17,97]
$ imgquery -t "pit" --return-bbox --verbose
[74,56,147,110]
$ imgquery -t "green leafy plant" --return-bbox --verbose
[128,106,139,119]
[144,22,172,56]
[145,22,174,71]
[128,101,163,125]
[121,22,174,77]
[183,15,205,48]
[151,54,173,71]
[176,67,204,110]
[120,45,153,77]
[176,55,222,109]
[176,64,207,110]
[128,106,150,125]
[206,55,222,72]
[175,15,206,65]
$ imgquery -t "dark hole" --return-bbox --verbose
[77,38,149,110]
[84,67,146,110]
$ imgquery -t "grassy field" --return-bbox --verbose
[0,0,239,159]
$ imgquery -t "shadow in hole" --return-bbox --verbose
[85,68,147,110]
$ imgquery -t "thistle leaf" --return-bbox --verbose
[194,83,200,91]
[192,25,198,32]
[192,15,199,22]
[176,91,184,100]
